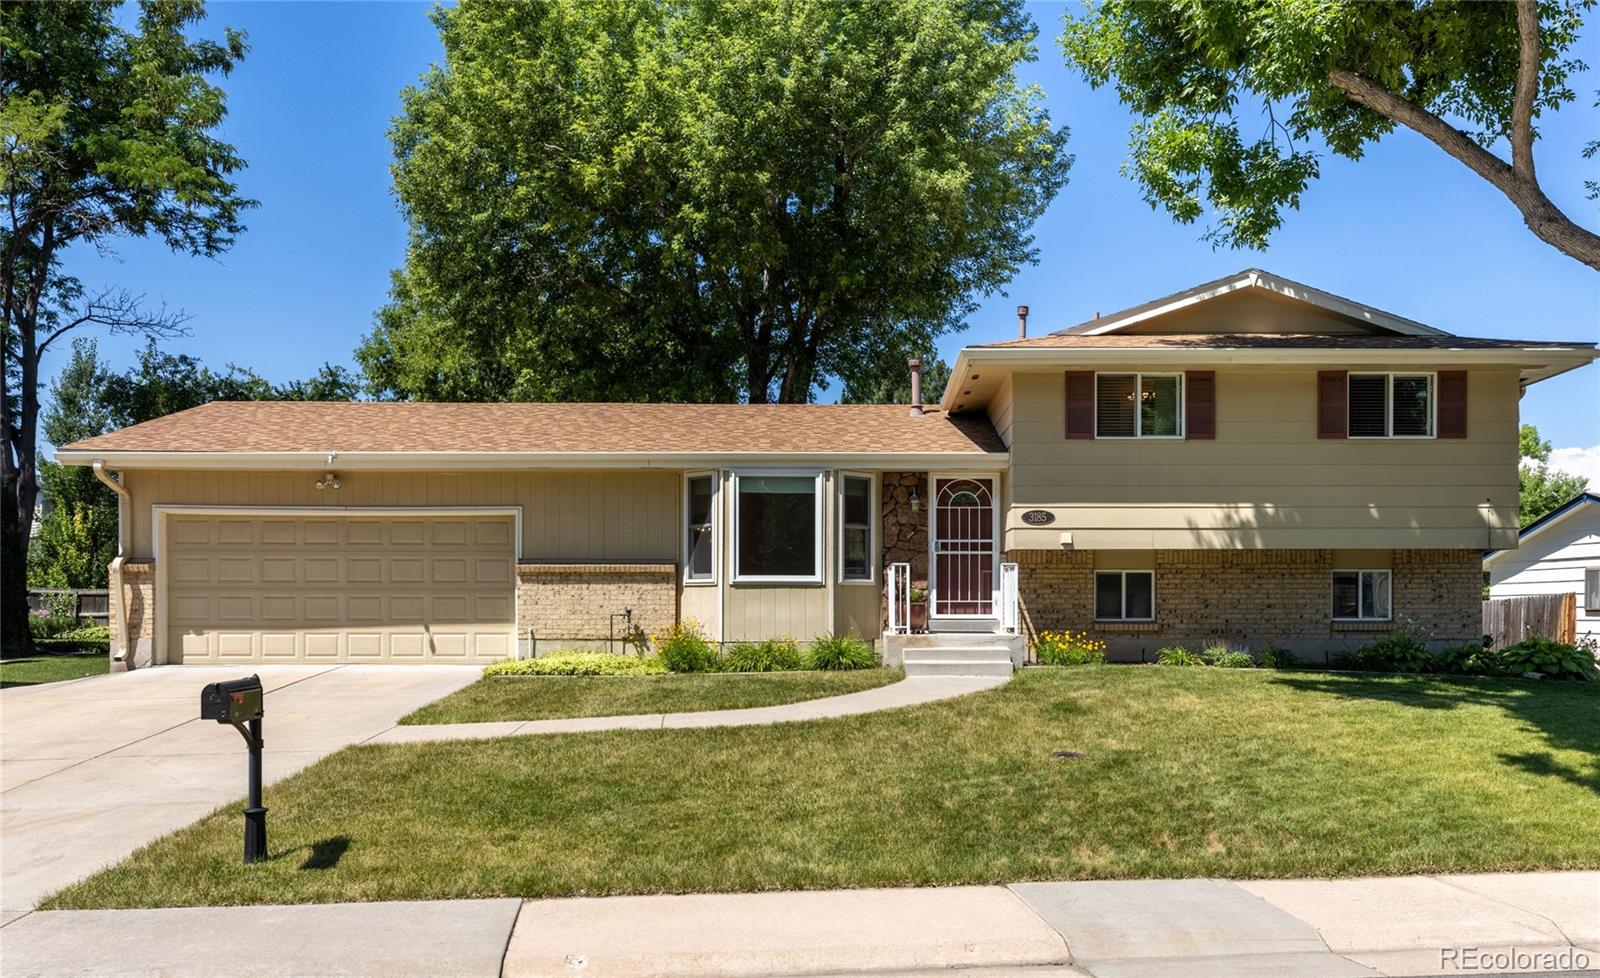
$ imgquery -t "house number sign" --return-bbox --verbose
[1021,510,1055,526]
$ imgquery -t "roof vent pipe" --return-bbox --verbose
[1017,305,1029,338]
[907,357,924,417]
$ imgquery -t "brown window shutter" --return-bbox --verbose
[1317,371,1348,439]
[1185,371,1215,439]
[1437,370,1467,438]
[1065,371,1094,439]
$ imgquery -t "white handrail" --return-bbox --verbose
[1000,561,1020,634]
[887,562,912,634]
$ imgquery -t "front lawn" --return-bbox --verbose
[1,640,109,688]
[45,667,1600,908]
[399,667,904,724]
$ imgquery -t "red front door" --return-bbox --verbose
[932,477,995,617]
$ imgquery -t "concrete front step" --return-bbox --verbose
[903,658,1014,678]
[927,617,1002,633]
[902,646,1015,663]
[900,632,1015,648]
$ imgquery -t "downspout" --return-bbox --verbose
[93,461,131,667]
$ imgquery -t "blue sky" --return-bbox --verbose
[56,1,1599,468]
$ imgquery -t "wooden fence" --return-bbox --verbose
[26,588,110,624]
[1482,592,1576,648]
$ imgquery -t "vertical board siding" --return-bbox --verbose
[125,469,680,561]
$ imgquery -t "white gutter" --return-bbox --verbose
[53,449,1011,473]
[92,460,131,664]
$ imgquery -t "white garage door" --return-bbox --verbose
[165,512,516,663]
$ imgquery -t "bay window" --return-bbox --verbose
[733,471,822,582]
[839,474,873,582]
[684,473,717,584]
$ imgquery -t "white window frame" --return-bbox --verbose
[1332,569,1393,621]
[837,471,876,584]
[731,469,825,584]
[1094,372,1185,439]
[1584,567,1599,613]
[1347,372,1436,440]
[683,471,719,586]
[1093,569,1156,621]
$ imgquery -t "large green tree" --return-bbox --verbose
[1518,422,1589,527]
[29,340,358,590]
[1,0,251,651]
[359,0,1070,405]
[1061,0,1599,269]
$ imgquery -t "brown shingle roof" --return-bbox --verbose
[60,401,1006,456]
[976,333,1595,350]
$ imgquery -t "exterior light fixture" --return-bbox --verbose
[909,486,922,513]
[315,473,342,491]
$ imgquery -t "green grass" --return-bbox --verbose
[1,641,109,688]
[399,667,904,724]
[44,667,1600,909]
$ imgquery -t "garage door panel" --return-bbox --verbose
[165,513,515,663]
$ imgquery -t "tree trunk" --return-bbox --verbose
[1,475,35,655]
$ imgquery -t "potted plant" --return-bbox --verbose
[908,586,929,632]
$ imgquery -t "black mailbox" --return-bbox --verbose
[200,674,268,863]
[201,675,263,724]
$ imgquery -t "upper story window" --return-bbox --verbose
[1096,373,1183,438]
[1349,373,1433,438]
[839,474,874,583]
[733,471,823,583]
[684,473,717,584]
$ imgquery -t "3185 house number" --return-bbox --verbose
[1021,510,1055,526]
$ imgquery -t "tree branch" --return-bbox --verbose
[1328,67,1600,270]
[1511,0,1539,180]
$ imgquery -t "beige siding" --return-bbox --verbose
[1117,290,1377,334]
[986,373,1015,448]
[122,469,679,561]
[724,585,830,642]
[833,582,880,639]
[679,583,721,639]
[1006,366,1520,550]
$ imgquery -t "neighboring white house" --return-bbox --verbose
[1484,492,1600,643]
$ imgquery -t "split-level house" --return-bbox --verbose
[57,270,1596,672]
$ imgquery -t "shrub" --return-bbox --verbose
[1434,642,1507,677]
[1156,645,1205,666]
[1336,630,1434,673]
[28,593,79,639]
[1032,629,1105,666]
[653,620,719,673]
[1498,636,1598,682]
[1209,650,1256,669]
[807,633,878,670]
[486,652,667,677]
[1254,646,1297,669]
[723,637,805,672]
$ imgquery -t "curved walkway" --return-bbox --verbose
[367,674,1008,744]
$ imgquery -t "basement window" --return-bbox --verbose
[1094,570,1154,621]
[1332,570,1391,620]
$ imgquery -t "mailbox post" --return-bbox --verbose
[200,675,267,863]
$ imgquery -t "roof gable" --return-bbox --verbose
[1060,269,1449,338]
[1484,492,1600,564]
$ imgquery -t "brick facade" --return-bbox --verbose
[515,561,677,653]
[1008,548,1482,661]
[111,560,157,669]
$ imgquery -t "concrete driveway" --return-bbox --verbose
[0,664,478,915]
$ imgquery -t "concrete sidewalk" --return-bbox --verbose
[3,871,1594,978]
[369,674,1006,744]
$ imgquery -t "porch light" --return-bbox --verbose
[909,486,921,513]
[315,473,342,491]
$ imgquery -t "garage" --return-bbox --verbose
[163,511,516,663]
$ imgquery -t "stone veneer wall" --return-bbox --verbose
[516,562,677,652]
[1007,548,1482,661]
[110,560,157,670]
[880,472,929,629]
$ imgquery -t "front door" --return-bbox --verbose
[931,477,997,617]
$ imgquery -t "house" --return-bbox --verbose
[56,269,1597,670]
[1484,492,1600,643]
